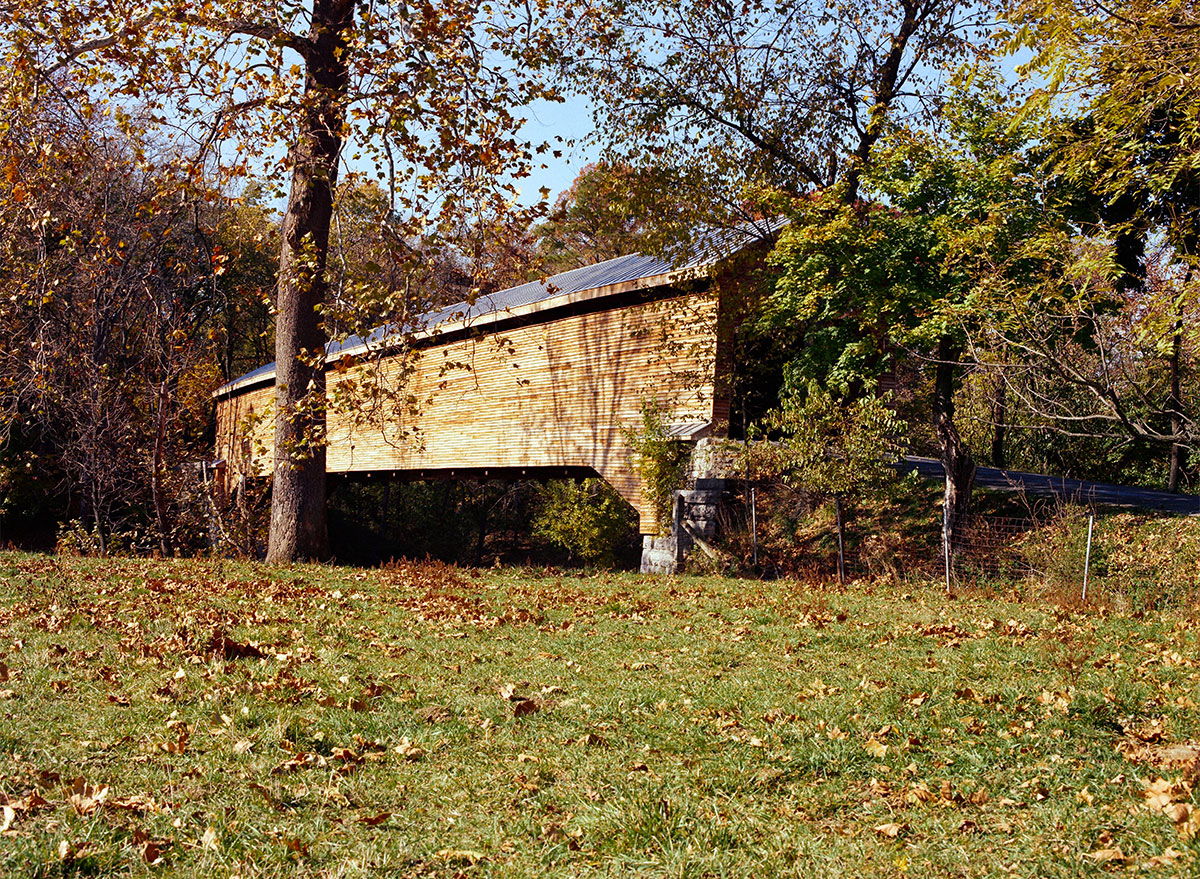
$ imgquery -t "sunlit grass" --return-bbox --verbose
[1,553,1197,877]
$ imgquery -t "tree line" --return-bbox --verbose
[0,0,1194,559]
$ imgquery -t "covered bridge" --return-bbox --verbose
[214,237,767,542]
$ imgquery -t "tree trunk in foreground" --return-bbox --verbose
[266,0,354,562]
[934,336,976,547]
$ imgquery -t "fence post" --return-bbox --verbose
[750,486,758,568]
[835,495,845,585]
[942,502,952,596]
[1082,513,1094,602]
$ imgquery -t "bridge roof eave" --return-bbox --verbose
[212,262,710,400]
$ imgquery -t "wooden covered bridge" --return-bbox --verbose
[214,237,766,556]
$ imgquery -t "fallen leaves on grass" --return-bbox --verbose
[1087,847,1128,864]
[208,630,266,660]
[414,704,451,724]
[864,738,888,758]
[394,737,425,761]
[874,822,905,838]
[248,782,284,812]
[1140,777,1200,838]
[513,698,541,717]
[437,848,486,865]
[66,778,108,815]
[359,812,391,826]
[132,828,167,865]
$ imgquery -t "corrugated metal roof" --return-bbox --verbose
[215,221,781,397]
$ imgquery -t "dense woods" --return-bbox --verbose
[0,0,1194,561]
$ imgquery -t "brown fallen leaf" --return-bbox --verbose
[576,732,607,747]
[0,805,14,833]
[108,694,130,706]
[5,790,50,814]
[437,849,485,865]
[414,705,451,724]
[864,739,888,758]
[0,662,9,682]
[137,834,165,865]
[248,782,284,812]
[66,779,109,815]
[1141,848,1184,870]
[513,698,541,718]
[1087,847,1128,864]
[107,793,160,814]
[272,752,325,774]
[359,812,391,826]
[209,631,266,660]
[280,835,307,855]
[394,737,424,762]
[874,822,905,838]
[499,683,521,701]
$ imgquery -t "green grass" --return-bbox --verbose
[1,553,1198,877]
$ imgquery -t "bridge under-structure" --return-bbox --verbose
[214,241,766,567]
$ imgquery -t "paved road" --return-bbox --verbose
[903,457,1200,516]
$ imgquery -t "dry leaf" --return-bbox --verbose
[394,737,424,762]
[415,704,451,723]
[864,739,888,758]
[248,782,283,812]
[576,732,607,747]
[1087,847,1128,864]
[359,812,391,826]
[280,835,307,854]
[513,698,540,718]
[140,838,164,864]
[67,779,109,815]
[107,793,160,813]
[1141,848,1184,869]
[201,826,219,850]
[0,805,14,833]
[874,822,904,838]
[437,849,485,865]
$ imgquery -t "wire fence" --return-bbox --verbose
[941,508,1096,597]
[715,483,1110,597]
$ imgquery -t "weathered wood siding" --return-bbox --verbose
[216,286,725,532]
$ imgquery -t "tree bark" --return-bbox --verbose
[266,0,355,562]
[933,335,975,546]
[991,373,1007,470]
[843,0,924,205]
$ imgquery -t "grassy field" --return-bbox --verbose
[1,553,1198,878]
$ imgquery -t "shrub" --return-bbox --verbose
[532,479,638,565]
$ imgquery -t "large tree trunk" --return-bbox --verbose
[266,0,354,562]
[934,335,976,546]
